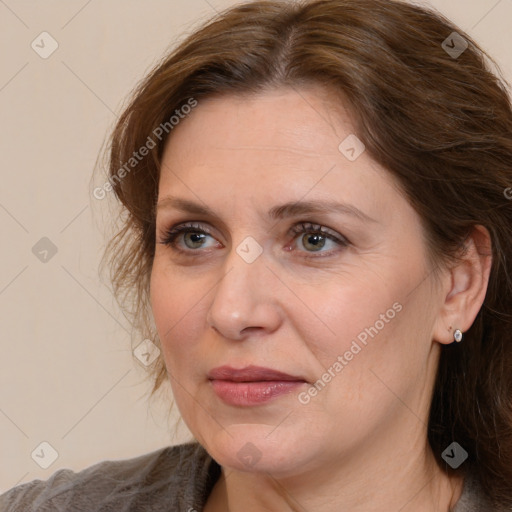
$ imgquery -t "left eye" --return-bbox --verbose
[159,222,349,256]
[288,222,349,255]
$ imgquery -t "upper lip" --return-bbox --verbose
[208,365,307,382]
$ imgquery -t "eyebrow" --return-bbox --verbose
[157,196,378,224]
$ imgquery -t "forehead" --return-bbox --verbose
[162,86,354,163]
[158,87,402,221]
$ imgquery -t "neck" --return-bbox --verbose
[204,440,465,512]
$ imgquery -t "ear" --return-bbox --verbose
[432,225,493,345]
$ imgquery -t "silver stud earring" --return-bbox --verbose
[454,329,463,343]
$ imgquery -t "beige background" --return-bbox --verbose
[1,0,511,492]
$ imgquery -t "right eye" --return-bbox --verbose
[158,222,221,253]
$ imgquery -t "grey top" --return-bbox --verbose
[0,442,505,511]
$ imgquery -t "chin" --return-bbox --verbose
[199,423,319,475]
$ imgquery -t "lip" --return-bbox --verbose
[207,365,307,382]
[208,365,308,406]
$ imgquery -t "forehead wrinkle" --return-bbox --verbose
[210,144,339,158]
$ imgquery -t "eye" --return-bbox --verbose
[157,221,349,257]
[158,223,219,252]
[287,222,349,257]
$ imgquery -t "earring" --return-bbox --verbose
[454,329,463,343]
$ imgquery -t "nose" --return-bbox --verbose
[205,243,283,341]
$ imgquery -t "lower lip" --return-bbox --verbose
[210,379,306,406]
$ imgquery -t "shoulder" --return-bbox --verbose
[453,471,512,512]
[0,442,219,512]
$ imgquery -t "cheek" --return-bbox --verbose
[309,278,433,422]
[149,262,206,375]
[298,270,419,404]
[303,279,398,358]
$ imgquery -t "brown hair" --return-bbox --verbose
[98,0,512,506]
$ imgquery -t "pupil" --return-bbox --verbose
[304,233,325,251]
[187,232,205,247]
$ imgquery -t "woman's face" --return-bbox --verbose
[150,86,445,477]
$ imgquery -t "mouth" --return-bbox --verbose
[208,365,308,406]
[207,364,308,382]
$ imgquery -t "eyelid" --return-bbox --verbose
[157,222,214,239]
[288,222,348,242]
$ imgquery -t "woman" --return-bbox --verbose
[2,0,512,510]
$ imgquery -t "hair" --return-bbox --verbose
[97,0,512,506]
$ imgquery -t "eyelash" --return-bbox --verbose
[158,221,349,258]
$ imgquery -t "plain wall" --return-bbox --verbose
[1,0,511,492]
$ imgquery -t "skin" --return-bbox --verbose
[149,85,492,512]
